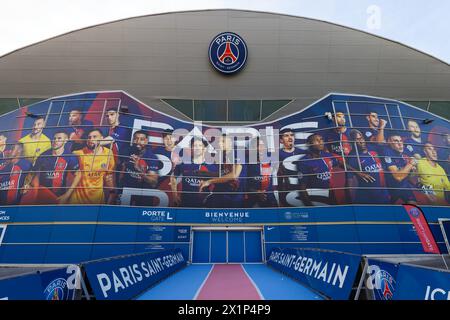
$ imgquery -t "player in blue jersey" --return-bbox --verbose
[321,111,351,204]
[153,129,178,182]
[382,134,418,204]
[347,129,390,204]
[101,107,132,166]
[363,110,387,146]
[0,134,10,171]
[322,111,352,157]
[67,108,94,151]
[171,138,218,208]
[403,119,426,159]
[22,131,80,205]
[246,137,278,207]
[437,133,449,176]
[296,133,340,206]
[199,135,243,208]
[120,130,159,189]
[277,128,306,207]
[0,143,32,205]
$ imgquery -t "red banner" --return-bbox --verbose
[403,205,440,254]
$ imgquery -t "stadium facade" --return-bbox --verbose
[0,9,449,266]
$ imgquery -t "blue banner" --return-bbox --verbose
[394,264,450,300]
[267,247,361,300]
[0,265,80,300]
[365,259,399,300]
[83,249,186,300]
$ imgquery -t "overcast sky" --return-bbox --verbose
[1,0,449,63]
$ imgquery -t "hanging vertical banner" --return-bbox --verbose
[403,205,440,254]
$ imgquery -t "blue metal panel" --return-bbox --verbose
[210,231,226,263]
[44,244,92,263]
[228,231,244,263]
[1,244,48,263]
[244,231,262,262]
[89,244,137,260]
[192,231,210,263]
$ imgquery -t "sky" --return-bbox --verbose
[1,0,449,63]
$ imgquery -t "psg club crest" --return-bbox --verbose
[374,270,396,300]
[44,278,70,300]
[209,32,248,74]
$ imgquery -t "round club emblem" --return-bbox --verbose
[209,32,248,74]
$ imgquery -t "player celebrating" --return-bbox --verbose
[101,107,132,166]
[0,134,10,170]
[322,111,352,157]
[246,137,278,207]
[69,128,116,204]
[19,116,51,165]
[363,110,387,144]
[200,135,243,208]
[347,129,390,204]
[296,134,339,206]
[22,131,80,205]
[403,119,426,159]
[0,143,32,205]
[382,134,418,204]
[171,138,218,207]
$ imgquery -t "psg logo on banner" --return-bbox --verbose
[209,32,248,74]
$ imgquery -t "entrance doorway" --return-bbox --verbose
[191,227,263,263]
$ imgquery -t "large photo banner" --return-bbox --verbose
[0,91,448,209]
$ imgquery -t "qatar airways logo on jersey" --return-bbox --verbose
[364,163,382,173]
[0,180,14,190]
[185,177,201,187]
[316,172,331,181]
[46,171,62,179]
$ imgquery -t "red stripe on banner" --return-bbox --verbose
[403,204,440,254]
[195,264,262,300]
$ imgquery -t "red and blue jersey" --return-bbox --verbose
[120,149,160,189]
[347,149,390,204]
[0,149,10,171]
[0,159,32,204]
[106,126,132,164]
[322,129,352,157]
[247,162,277,207]
[173,162,219,207]
[382,147,417,202]
[33,149,79,196]
[296,151,339,190]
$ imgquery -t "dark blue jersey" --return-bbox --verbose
[246,162,277,207]
[107,125,132,162]
[403,136,426,158]
[120,149,160,189]
[297,151,339,190]
[0,159,32,204]
[33,149,79,196]
[0,149,9,171]
[322,129,352,156]
[347,149,390,204]
[173,162,219,207]
[382,147,417,203]
[67,119,94,151]
[278,147,305,187]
